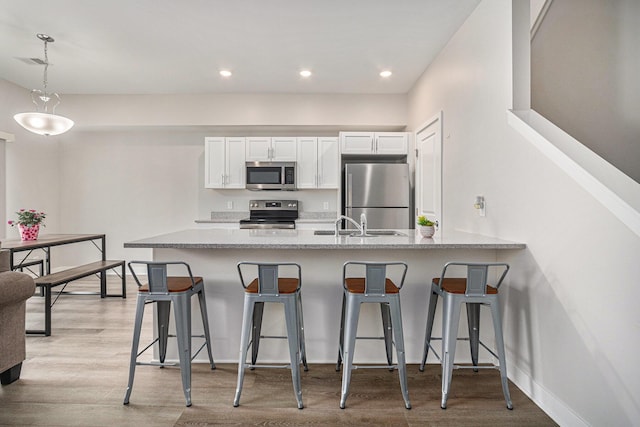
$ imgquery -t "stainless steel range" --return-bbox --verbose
[239,199,298,229]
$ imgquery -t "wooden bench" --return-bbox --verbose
[15,258,45,276]
[29,260,126,336]
[15,259,46,296]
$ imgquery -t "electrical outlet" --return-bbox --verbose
[474,196,486,217]
[323,202,329,210]
[227,201,233,210]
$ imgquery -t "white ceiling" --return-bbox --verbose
[0,0,480,95]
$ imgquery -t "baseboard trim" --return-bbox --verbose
[508,362,587,426]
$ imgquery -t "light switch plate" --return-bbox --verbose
[227,201,233,210]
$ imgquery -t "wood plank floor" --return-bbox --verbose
[0,277,557,426]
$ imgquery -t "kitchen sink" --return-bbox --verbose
[364,230,407,236]
[313,230,407,237]
[313,230,354,236]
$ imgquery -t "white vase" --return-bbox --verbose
[418,225,435,238]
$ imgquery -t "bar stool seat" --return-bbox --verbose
[336,261,411,410]
[420,262,512,410]
[123,261,216,407]
[234,262,307,409]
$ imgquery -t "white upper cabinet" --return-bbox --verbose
[340,131,408,155]
[271,136,297,161]
[296,137,318,188]
[317,137,339,188]
[296,137,339,189]
[374,132,409,155]
[246,136,297,161]
[204,137,246,189]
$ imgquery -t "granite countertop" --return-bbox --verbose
[124,228,526,250]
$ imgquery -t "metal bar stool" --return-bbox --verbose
[234,262,308,409]
[419,262,512,409]
[123,261,216,407]
[336,261,411,409]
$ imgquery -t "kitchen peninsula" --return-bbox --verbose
[124,228,525,364]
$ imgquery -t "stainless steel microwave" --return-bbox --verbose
[245,161,296,191]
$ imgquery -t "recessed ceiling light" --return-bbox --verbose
[219,70,232,77]
[380,70,392,78]
[300,70,312,78]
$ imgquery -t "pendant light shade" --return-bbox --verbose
[14,112,74,137]
[14,34,74,136]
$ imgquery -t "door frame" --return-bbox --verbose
[414,111,443,230]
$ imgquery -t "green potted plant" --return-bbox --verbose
[8,209,46,241]
[416,215,436,238]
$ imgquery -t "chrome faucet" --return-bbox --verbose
[359,213,367,236]
[335,214,368,237]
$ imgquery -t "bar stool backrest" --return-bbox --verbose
[343,261,408,296]
[237,262,302,296]
[466,264,489,296]
[437,262,509,296]
[128,261,196,294]
[258,264,279,295]
[147,263,169,293]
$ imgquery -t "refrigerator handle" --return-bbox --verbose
[347,173,353,207]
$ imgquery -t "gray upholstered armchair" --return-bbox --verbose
[0,248,36,385]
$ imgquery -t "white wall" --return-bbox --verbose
[1,79,61,241]
[61,93,407,128]
[0,87,406,264]
[531,0,640,183]
[56,129,341,263]
[408,1,640,425]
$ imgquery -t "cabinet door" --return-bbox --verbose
[271,136,297,161]
[296,137,318,188]
[204,137,226,188]
[340,132,374,154]
[225,137,246,188]
[374,132,408,154]
[245,137,272,161]
[317,137,338,188]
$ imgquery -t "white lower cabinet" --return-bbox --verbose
[204,137,246,189]
[297,137,338,189]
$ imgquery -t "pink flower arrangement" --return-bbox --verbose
[7,209,46,228]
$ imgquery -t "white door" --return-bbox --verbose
[225,137,246,188]
[245,137,271,161]
[415,112,443,228]
[271,136,297,161]
[339,132,374,154]
[317,137,338,188]
[296,137,318,188]
[375,132,408,155]
[204,137,226,188]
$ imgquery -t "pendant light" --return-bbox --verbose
[14,34,74,136]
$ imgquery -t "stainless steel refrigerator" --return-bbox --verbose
[344,163,410,229]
